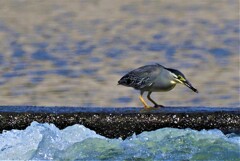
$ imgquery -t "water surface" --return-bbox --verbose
[0,0,239,107]
[0,122,239,160]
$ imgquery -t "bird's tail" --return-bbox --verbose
[118,75,130,86]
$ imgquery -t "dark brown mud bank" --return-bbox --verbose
[0,106,239,139]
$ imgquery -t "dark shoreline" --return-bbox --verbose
[0,106,239,139]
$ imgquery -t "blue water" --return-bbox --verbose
[0,122,239,160]
[0,0,239,107]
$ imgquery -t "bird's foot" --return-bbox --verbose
[140,106,157,112]
[154,104,164,108]
[142,105,164,110]
[143,105,152,109]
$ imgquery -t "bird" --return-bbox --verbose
[118,63,198,109]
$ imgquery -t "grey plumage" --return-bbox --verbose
[118,64,175,92]
[118,64,160,89]
[118,64,198,108]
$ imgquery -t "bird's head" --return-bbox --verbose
[167,68,198,93]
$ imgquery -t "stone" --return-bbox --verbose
[0,106,239,139]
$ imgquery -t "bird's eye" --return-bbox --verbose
[178,75,186,81]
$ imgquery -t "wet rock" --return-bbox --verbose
[0,106,239,139]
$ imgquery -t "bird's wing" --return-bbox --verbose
[118,64,163,89]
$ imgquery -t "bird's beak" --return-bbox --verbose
[182,80,198,93]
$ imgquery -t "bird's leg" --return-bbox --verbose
[147,92,164,108]
[139,91,151,109]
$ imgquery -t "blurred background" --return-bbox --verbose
[0,0,239,107]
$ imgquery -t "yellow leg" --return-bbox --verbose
[139,95,151,109]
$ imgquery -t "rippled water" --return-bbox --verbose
[0,0,239,107]
[0,122,239,160]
